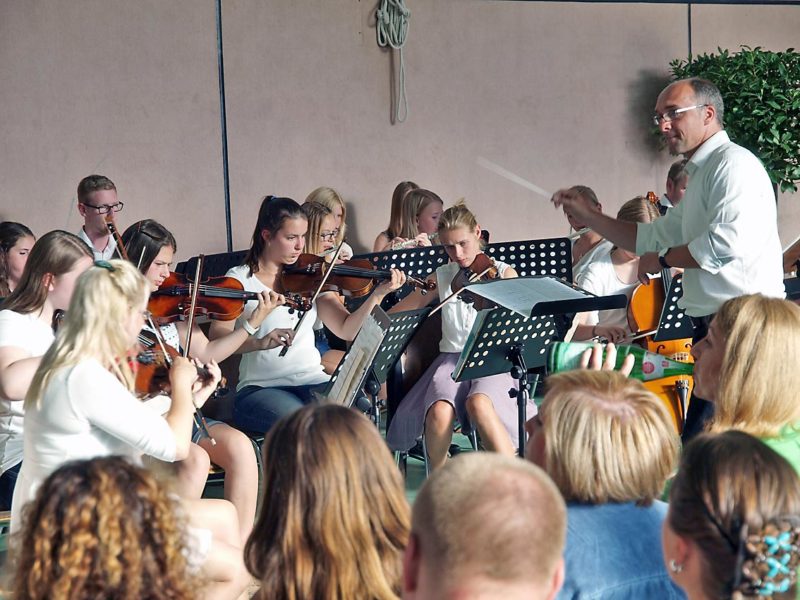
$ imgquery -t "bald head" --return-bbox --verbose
[655,78,724,158]
[403,453,566,600]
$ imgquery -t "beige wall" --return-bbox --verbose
[1,0,798,262]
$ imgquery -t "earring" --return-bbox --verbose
[669,559,684,574]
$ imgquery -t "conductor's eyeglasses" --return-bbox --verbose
[652,104,707,126]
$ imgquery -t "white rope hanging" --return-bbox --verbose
[376,0,410,123]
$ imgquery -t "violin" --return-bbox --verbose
[626,191,693,433]
[281,253,436,299]
[149,271,311,323]
[133,329,223,397]
[440,253,500,312]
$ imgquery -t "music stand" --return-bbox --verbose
[453,276,628,456]
[322,307,431,428]
[652,273,694,342]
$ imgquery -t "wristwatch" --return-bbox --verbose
[658,248,671,270]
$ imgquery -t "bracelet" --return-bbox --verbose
[658,249,671,269]
[242,320,258,336]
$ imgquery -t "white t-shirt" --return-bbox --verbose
[436,261,510,353]
[11,359,177,528]
[0,310,55,474]
[226,264,328,390]
[575,250,638,332]
[573,240,614,283]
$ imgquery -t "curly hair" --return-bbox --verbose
[245,404,410,600]
[11,456,195,600]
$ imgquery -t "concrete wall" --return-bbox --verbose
[1,0,797,261]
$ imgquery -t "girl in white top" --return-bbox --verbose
[12,259,251,599]
[387,203,527,470]
[0,230,93,510]
[572,196,661,343]
[123,219,278,544]
[209,195,405,435]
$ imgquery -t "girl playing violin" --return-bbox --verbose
[122,218,270,543]
[572,197,660,344]
[387,202,530,470]
[0,231,93,510]
[209,195,406,435]
[11,259,250,598]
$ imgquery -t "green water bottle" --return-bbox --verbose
[546,341,694,382]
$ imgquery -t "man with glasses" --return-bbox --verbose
[76,174,124,260]
[553,77,783,440]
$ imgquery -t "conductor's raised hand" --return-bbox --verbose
[551,188,593,223]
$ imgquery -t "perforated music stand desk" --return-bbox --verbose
[453,275,627,456]
[323,307,431,428]
[652,273,694,342]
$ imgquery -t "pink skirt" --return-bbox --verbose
[386,352,535,452]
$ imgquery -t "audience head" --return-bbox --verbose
[305,187,347,246]
[244,195,306,275]
[404,453,566,600]
[0,221,35,297]
[386,181,419,240]
[12,456,193,599]
[76,174,121,234]
[1,230,92,316]
[665,431,800,600]
[26,259,149,408]
[121,219,177,291]
[401,189,443,238]
[692,294,800,438]
[666,159,689,206]
[563,185,601,230]
[245,405,410,600]
[527,370,679,505]
[301,200,336,256]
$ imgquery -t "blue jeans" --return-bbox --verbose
[234,384,324,436]
[0,461,22,511]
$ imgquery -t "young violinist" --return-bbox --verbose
[208,195,406,435]
[571,197,660,344]
[76,174,123,260]
[386,202,529,470]
[122,218,271,543]
[11,259,250,599]
[0,222,35,298]
[305,186,353,260]
[0,231,93,510]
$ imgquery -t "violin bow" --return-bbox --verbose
[278,240,345,358]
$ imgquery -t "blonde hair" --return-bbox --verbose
[616,196,660,224]
[399,189,443,239]
[437,200,478,233]
[385,181,418,240]
[708,295,800,438]
[541,370,679,505]
[412,453,566,593]
[245,405,410,600]
[300,201,333,256]
[12,456,194,600]
[25,260,149,409]
[305,187,347,246]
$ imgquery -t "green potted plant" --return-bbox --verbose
[669,46,800,194]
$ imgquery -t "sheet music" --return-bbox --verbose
[465,276,590,317]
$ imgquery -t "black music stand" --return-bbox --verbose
[453,276,627,456]
[652,273,694,341]
[323,307,431,429]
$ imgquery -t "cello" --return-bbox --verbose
[626,191,693,433]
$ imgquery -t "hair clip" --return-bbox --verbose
[94,260,116,272]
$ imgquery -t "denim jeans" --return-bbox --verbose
[233,384,324,436]
[0,461,22,511]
